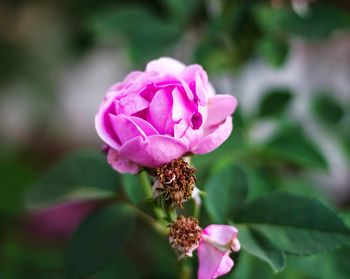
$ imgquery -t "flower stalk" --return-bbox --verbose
[138,171,166,223]
[178,258,193,279]
[128,204,168,236]
[138,171,153,199]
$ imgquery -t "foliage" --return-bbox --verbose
[1,0,350,279]
[65,203,136,279]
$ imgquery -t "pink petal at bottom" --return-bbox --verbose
[107,148,140,174]
[120,135,188,168]
[198,241,234,279]
[212,252,234,279]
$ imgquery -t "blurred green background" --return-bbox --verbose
[1,0,350,278]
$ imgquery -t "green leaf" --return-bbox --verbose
[0,236,63,279]
[341,211,350,228]
[65,203,136,279]
[236,192,350,255]
[204,165,248,223]
[26,150,120,209]
[94,252,141,279]
[227,250,274,279]
[91,7,181,66]
[278,176,329,203]
[257,4,350,40]
[312,93,344,125]
[161,0,200,24]
[238,226,285,272]
[122,174,145,204]
[286,246,350,279]
[245,167,276,201]
[194,41,232,73]
[257,36,289,68]
[0,157,35,214]
[265,125,327,169]
[258,88,293,118]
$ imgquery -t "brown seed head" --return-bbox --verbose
[168,216,202,258]
[155,158,196,207]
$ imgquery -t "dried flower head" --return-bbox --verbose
[154,158,196,207]
[168,216,202,258]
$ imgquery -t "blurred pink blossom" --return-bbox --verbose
[95,57,237,174]
[25,199,104,240]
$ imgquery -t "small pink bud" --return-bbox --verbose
[198,225,240,279]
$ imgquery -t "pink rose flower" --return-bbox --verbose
[95,57,237,174]
[198,225,240,279]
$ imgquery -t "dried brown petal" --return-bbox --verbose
[155,158,196,207]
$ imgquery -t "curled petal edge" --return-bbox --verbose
[191,116,233,155]
[120,135,189,168]
[107,148,140,174]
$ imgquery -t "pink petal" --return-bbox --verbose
[108,82,123,92]
[25,199,103,240]
[95,97,121,150]
[153,75,182,89]
[172,87,193,137]
[172,87,203,131]
[195,69,208,106]
[106,84,126,99]
[110,114,146,144]
[198,241,234,279]
[174,119,189,139]
[120,135,188,168]
[107,148,140,174]
[151,75,195,104]
[212,252,234,278]
[181,65,208,106]
[148,89,174,135]
[122,71,144,84]
[125,71,160,96]
[180,127,202,150]
[130,116,159,136]
[207,82,216,97]
[202,225,238,247]
[108,72,143,94]
[206,95,237,127]
[191,116,233,154]
[172,87,191,122]
[146,57,186,75]
[178,78,195,102]
[119,94,149,116]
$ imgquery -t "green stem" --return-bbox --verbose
[138,171,166,222]
[139,171,153,199]
[193,202,200,218]
[165,205,177,222]
[161,198,177,222]
[178,258,193,279]
[129,204,168,236]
